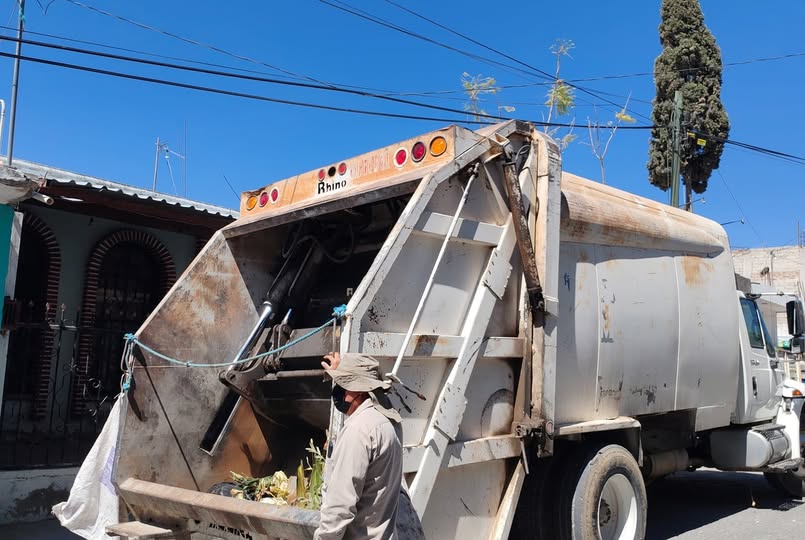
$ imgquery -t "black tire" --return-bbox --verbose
[764,471,805,498]
[510,453,561,540]
[509,457,555,540]
[556,443,647,540]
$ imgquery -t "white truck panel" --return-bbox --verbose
[554,173,740,429]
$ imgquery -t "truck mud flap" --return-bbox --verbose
[118,478,318,540]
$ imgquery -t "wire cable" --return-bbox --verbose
[0,49,498,123]
[689,128,805,166]
[324,0,653,123]
[62,0,391,94]
[317,0,544,82]
[716,170,764,245]
[557,51,805,83]
[0,23,331,83]
[0,36,657,130]
[0,33,519,123]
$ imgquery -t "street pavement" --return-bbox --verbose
[0,469,802,539]
[647,469,805,539]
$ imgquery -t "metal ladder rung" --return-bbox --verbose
[413,211,504,247]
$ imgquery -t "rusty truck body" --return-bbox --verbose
[99,120,805,540]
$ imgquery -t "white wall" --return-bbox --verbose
[732,246,803,295]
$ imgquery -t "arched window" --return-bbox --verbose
[71,230,175,418]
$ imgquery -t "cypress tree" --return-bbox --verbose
[647,0,729,205]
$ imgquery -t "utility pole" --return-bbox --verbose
[183,121,187,197]
[6,0,25,166]
[669,90,683,210]
[152,137,161,192]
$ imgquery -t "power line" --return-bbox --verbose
[61,0,390,94]
[0,47,647,131]
[689,128,805,166]
[0,23,322,83]
[0,24,652,111]
[716,170,764,245]
[725,140,805,166]
[316,0,544,82]
[221,174,240,202]
[64,0,651,122]
[0,49,495,124]
[0,33,514,123]
[559,51,805,83]
[323,0,653,123]
[380,49,805,104]
[381,0,552,82]
[3,33,656,130]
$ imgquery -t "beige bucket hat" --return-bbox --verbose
[325,353,401,423]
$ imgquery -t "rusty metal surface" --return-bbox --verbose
[119,478,318,540]
[115,231,279,493]
[560,172,728,254]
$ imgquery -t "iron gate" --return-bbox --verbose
[0,303,111,469]
[0,243,162,469]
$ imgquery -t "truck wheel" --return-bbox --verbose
[558,444,647,540]
[764,472,805,498]
[510,454,560,540]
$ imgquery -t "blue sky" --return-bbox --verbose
[0,0,802,248]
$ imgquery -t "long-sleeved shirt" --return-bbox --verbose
[314,399,403,540]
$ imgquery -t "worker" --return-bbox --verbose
[314,351,403,540]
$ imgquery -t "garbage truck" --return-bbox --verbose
[100,120,805,540]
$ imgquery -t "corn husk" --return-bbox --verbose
[229,440,325,508]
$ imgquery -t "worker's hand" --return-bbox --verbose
[322,352,341,371]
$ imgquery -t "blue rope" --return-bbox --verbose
[122,304,349,370]
[332,304,347,319]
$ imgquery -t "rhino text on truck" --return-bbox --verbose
[100,120,805,540]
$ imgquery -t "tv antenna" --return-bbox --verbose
[152,136,186,196]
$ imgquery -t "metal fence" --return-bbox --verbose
[0,301,120,469]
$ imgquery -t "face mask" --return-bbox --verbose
[331,385,351,414]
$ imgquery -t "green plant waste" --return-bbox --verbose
[230,440,325,510]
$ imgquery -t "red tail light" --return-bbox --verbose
[411,141,426,162]
[259,192,269,207]
[394,148,408,167]
[338,162,347,175]
[270,187,279,203]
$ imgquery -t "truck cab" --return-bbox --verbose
[735,292,785,423]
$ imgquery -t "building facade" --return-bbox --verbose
[732,245,805,298]
[0,160,236,523]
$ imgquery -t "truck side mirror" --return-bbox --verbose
[791,336,805,355]
[787,300,805,337]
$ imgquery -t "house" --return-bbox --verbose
[733,245,805,344]
[0,160,237,523]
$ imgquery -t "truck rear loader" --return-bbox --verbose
[102,120,805,540]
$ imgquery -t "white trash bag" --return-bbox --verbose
[52,396,123,539]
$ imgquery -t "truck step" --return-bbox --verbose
[751,423,785,432]
[105,521,177,539]
[765,457,803,472]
